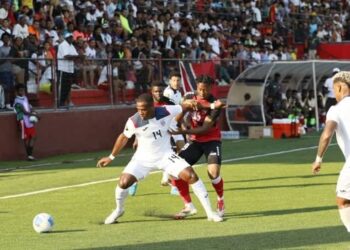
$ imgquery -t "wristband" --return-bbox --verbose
[109,154,115,161]
[210,103,215,110]
[315,155,322,163]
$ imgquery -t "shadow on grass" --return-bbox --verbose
[76,226,350,250]
[49,229,86,234]
[95,211,206,225]
[226,182,334,192]
[128,182,335,198]
[227,205,337,218]
[224,173,338,183]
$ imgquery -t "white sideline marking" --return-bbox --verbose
[0,144,335,200]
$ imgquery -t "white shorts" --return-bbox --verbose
[122,151,190,181]
[336,167,350,200]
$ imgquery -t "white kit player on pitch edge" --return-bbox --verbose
[97,93,223,224]
[313,71,350,232]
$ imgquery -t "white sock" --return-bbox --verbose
[191,179,213,218]
[115,185,128,212]
[339,207,350,232]
[185,202,195,209]
[161,172,169,183]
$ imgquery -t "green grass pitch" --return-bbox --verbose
[1,134,350,249]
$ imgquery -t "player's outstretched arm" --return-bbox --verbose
[181,99,199,111]
[312,120,337,174]
[200,99,226,110]
[170,116,214,135]
[97,133,129,168]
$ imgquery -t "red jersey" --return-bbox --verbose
[185,92,221,142]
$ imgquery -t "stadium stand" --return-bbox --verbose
[0,0,349,111]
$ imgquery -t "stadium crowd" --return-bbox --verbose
[0,0,349,109]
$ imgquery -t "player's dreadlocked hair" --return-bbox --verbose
[196,75,214,85]
[333,71,350,87]
[136,93,154,106]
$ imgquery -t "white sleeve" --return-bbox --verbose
[326,106,339,124]
[57,44,65,59]
[163,87,171,99]
[98,66,107,84]
[165,105,183,118]
[70,45,79,56]
[12,24,19,38]
[123,119,136,138]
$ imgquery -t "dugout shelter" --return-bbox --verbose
[226,61,350,135]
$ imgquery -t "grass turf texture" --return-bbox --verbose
[1,134,350,249]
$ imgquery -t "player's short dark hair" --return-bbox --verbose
[136,93,154,106]
[151,81,166,88]
[15,84,26,91]
[196,75,214,85]
[169,71,181,79]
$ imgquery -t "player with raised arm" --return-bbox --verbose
[97,93,223,224]
[170,75,225,219]
[312,71,350,232]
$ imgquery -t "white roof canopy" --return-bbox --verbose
[225,60,350,135]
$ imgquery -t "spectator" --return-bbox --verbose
[83,38,97,88]
[98,60,126,104]
[323,67,340,112]
[0,33,13,109]
[12,15,29,39]
[57,32,81,107]
[39,40,55,92]
[308,31,320,59]
[266,73,282,100]
[134,60,150,96]
[9,36,28,85]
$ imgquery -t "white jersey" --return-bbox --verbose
[324,77,335,98]
[123,105,182,162]
[163,86,182,104]
[327,97,350,167]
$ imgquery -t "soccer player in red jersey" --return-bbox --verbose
[170,75,225,218]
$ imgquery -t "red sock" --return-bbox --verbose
[173,179,192,204]
[212,177,224,199]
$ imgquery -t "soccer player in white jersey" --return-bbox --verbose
[312,71,350,232]
[97,94,223,224]
[164,71,183,105]
[162,72,186,192]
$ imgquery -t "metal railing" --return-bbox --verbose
[0,57,252,109]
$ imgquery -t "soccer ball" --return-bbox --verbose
[29,115,39,124]
[32,213,54,233]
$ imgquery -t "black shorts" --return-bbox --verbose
[179,140,221,166]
